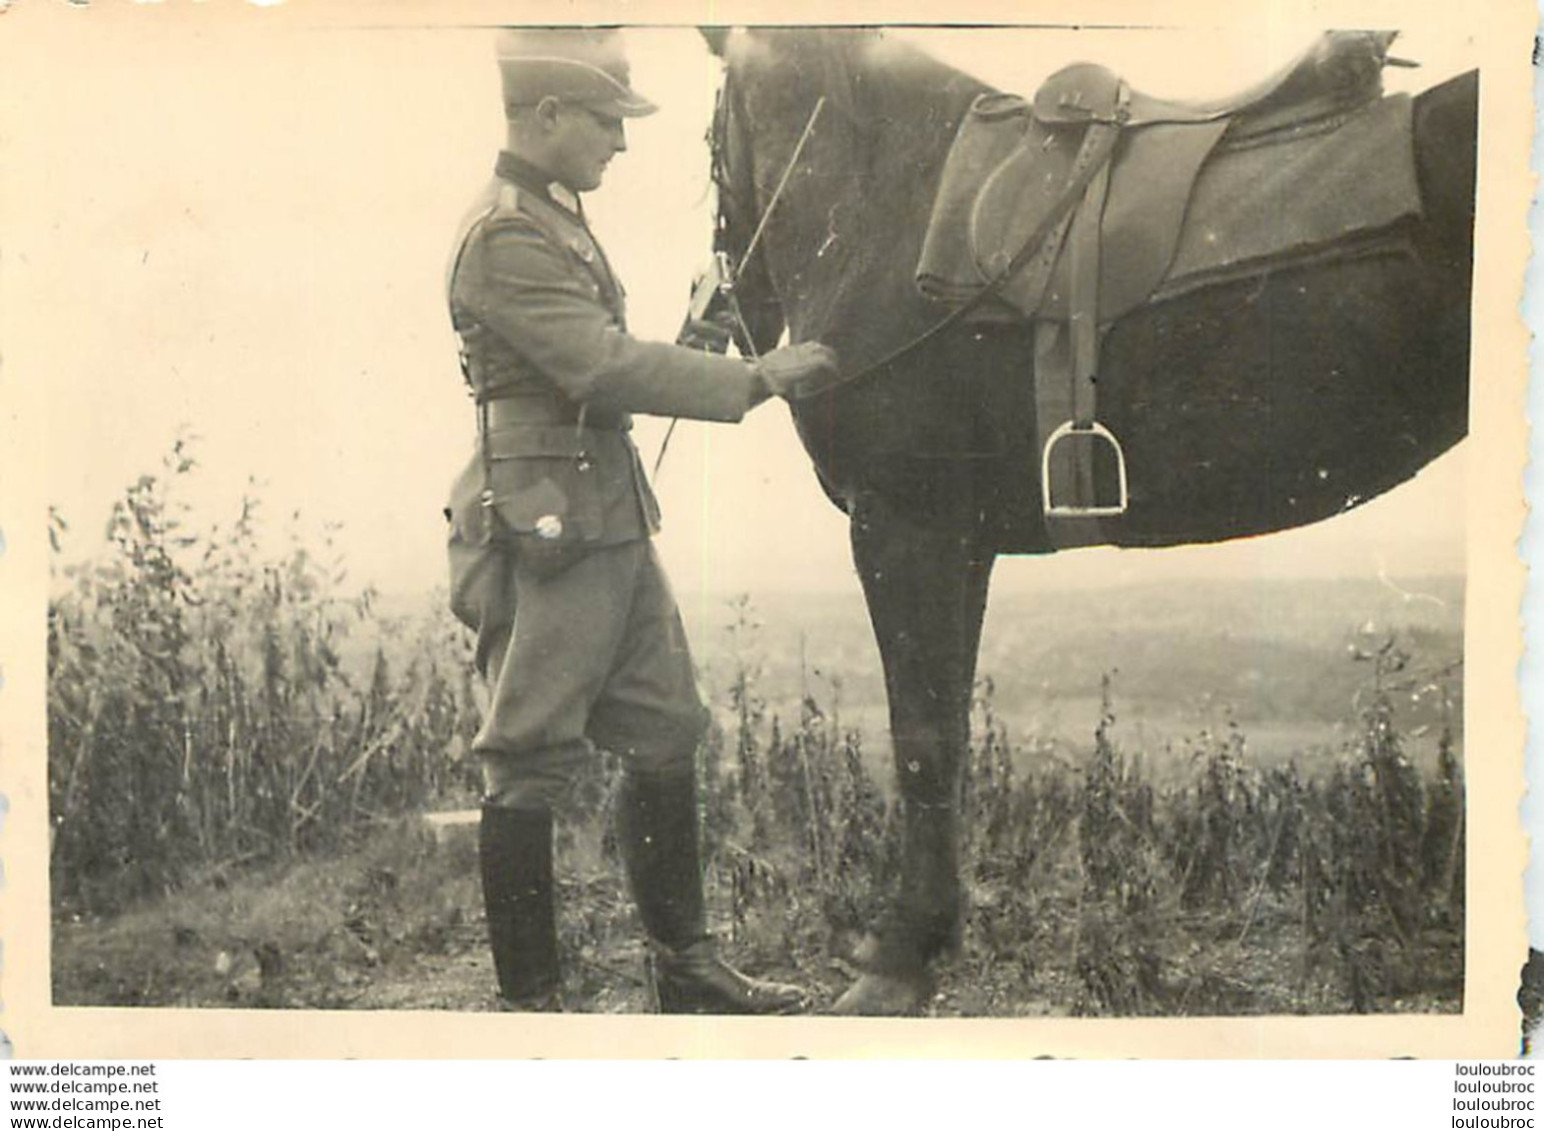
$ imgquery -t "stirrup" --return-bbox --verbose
[1040,419,1129,518]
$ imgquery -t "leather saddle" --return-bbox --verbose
[914,30,1399,542]
[1035,28,1396,127]
[943,30,1398,322]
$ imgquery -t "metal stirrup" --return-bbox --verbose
[1041,420,1129,518]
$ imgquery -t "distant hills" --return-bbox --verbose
[680,573,1465,768]
[377,572,1464,768]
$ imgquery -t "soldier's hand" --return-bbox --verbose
[754,342,839,401]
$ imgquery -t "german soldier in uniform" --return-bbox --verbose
[444,28,838,1012]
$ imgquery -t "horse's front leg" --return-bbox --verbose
[831,485,995,1016]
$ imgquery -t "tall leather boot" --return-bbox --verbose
[616,772,806,1014]
[478,804,563,1011]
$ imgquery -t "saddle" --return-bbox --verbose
[915,31,1410,546]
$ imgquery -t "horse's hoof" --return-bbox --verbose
[828,972,933,1017]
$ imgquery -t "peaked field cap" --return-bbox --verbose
[497,27,658,118]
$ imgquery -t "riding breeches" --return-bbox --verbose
[450,532,709,812]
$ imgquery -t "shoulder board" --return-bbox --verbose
[493,181,522,217]
[485,182,571,239]
[460,181,533,241]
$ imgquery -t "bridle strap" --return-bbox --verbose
[655,97,828,481]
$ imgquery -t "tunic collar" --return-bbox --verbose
[495,151,583,217]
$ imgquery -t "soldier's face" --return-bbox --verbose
[547,103,628,192]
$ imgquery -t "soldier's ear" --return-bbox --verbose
[533,96,564,131]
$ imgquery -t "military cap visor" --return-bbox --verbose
[498,29,659,119]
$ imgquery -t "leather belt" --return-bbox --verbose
[481,392,628,431]
[474,392,622,524]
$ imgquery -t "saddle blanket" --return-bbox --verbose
[916,91,1420,319]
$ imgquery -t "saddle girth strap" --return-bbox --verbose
[1070,140,1111,428]
[1069,146,1112,516]
[1036,115,1126,550]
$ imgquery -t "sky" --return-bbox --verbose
[8,15,1479,602]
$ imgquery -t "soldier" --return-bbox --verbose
[444,27,838,1012]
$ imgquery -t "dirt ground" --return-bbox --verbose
[51,800,1464,1020]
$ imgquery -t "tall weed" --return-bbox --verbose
[49,445,480,915]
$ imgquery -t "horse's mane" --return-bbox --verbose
[707,28,997,357]
[719,28,988,144]
[709,27,989,251]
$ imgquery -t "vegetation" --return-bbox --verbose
[48,441,482,917]
[49,453,1464,1015]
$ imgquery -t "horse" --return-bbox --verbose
[704,27,1476,1014]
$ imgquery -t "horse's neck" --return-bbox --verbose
[759,59,986,354]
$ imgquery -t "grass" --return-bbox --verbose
[51,651,1464,1015]
[54,820,484,1010]
[48,447,1467,1016]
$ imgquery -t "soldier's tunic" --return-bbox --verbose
[446,152,763,809]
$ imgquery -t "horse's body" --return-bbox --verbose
[708,28,1476,1013]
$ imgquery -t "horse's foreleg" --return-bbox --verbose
[831,486,995,1015]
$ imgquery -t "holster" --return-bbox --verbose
[476,400,607,581]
